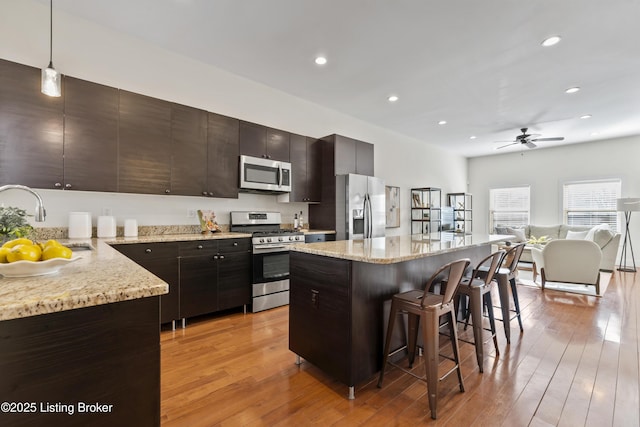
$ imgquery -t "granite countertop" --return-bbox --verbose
[291,233,512,264]
[104,231,252,244]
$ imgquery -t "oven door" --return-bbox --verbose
[253,247,290,284]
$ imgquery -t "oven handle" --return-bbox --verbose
[253,245,292,254]
[277,164,282,187]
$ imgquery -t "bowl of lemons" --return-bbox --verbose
[0,238,81,278]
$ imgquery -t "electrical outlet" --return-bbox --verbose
[102,207,113,216]
[187,209,197,218]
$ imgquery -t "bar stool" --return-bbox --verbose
[480,243,526,344]
[377,258,471,420]
[453,250,505,373]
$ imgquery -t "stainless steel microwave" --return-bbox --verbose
[239,155,292,193]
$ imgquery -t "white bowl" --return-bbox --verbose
[0,256,81,278]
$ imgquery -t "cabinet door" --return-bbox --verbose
[334,135,357,176]
[289,133,307,202]
[217,250,251,311]
[207,112,240,198]
[306,137,321,202]
[118,91,172,195]
[355,140,374,176]
[239,121,266,159]
[171,103,207,196]
[179,255,219,318]
[63,77,118,192]
[266,128,290,162]
[112,243,180,324]
[0,59,63,189]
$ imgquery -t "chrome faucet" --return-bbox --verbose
[0,185,47,222]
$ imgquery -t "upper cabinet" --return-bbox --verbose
[207,112,240,199]
[288,134,320,202]
[332,134,374,176]
[170,103,208,197]
[239,121,290,162]
[63,77,118,192]
[118,91,172,195]
[0,59,64,189]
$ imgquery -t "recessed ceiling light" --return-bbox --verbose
[541,35,561,47]
[565,87,581,94]
[388,95,399,102]
[314,56,327,65]
[469,136,477,140]
[580,114,592,119]
[438,120,447,125]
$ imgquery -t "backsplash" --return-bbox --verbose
[31,224,230,240]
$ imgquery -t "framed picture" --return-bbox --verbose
[385,185,400,228]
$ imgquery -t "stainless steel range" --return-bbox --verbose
[230,211,304,312]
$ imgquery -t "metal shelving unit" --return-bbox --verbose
[411,187,441,236]
[448,192,472,234]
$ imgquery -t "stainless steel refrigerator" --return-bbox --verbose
[335,174,386,240]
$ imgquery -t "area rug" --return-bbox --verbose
[517,268,611,297]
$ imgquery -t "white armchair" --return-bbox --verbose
[530,239,602,295]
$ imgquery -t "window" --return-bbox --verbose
[489,186,530,230]
[563,180,621,231]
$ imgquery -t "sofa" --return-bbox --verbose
[495,224,621,272]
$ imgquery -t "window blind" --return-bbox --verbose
[563,180,621,230]
[489,186,530,229]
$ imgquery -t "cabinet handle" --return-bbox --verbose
[145,248,152,253]
[219,255,225,260]
[197,245,203,249]
[202,191,208,196]
[65,183,72,189]
[54,182,62,188]
[233,242,238,246]
[165,189,171,194]
[213,255,219,260]
[208,192,214,197]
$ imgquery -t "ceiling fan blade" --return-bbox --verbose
[525,142,537,149]
[531,137,564,142]
[496,142,519,149]
[493,140,517,143]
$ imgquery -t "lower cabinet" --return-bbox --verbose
[113,237,251,325]
[304,233,337,243]
[178,238,251,319]
[112,242,179,325]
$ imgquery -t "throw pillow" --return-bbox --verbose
[585,223,610,241]
[566,230,589,240]
[505,227,526,243]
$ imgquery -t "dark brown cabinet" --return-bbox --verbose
[112,242,180,325]
[0,59,64,189]
[239,121,290,162]
[63,77,118,192]
[288,134,321,202]
[309,134,375,230]
[207,112,240,198]
[179,238,251,319]
[170,103,208,196]
[118,90,172,195]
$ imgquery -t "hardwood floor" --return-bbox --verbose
[160,271,640,426]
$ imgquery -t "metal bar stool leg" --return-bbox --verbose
[378,299,399,387]
[468,286,485,373]
[496,273,512,344]
[447,310,465,392]
[483,291,499,354]
[407,312,420,368]
[422,311,440,420]
[510,278,524,332]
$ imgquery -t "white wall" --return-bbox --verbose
[468,135,640,263]
[0,0,467,234]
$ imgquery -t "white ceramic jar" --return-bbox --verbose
[68,212,92,239]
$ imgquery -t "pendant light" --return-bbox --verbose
[41,0,61,97]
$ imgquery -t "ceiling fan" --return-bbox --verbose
[495,128,564,150]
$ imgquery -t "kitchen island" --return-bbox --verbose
[0,238,168,426]
[288,233,509,399]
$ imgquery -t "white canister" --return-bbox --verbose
[97,216,117,238]
[68,212,92,238]
[124,219,138,237]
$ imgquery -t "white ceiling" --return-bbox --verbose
[44,0,640,157]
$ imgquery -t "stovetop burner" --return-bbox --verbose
[252,229,304,237]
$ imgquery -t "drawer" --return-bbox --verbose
[304,233,336,243]
[113,242,178,260]
[178,240,218,257]
[218,238,251,253]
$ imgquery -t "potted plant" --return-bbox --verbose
[0,206,34,244]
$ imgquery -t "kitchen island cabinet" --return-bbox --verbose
[0,239,167,426]
[289,233,508,398]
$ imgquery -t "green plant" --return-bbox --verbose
[0,206,34,241]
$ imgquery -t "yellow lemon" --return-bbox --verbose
[42,245,73,261]
[2,237,34,249]
[44,239,62,248]
[0,247,10,263]
[6,244,42,262]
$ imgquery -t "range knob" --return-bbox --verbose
[267,238,272,243]
[288,236,294,241]
[259,238,265,243]
[278,237,284,242]
[294,236,301,241]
